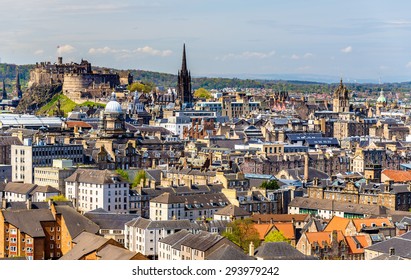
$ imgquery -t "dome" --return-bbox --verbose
[377,89,386,104]
[105,92,123,113]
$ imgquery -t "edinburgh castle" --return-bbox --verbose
[29,57,133,102]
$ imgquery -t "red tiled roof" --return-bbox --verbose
[323,216,350,232]
[65,121,93,128]
[382,169,411,182]
[345,235,370,254]
[273,222,295,240]
[305,231,345,248]
[352,218,392,232]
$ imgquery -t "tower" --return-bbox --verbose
[376,88,387,116]
[14,71,22,99]
[177,44,193,107]
[332,79,350,113]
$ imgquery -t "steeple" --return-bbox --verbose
[181,43,188,73]
[14,71,22,99]
[2,79,6,100]
[177,43,193,107]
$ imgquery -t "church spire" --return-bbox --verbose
[177,44,193,107]
[2,79,6,100]
[15,70,22,99]
[181,43,187,73]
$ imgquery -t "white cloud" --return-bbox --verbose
[57,44,75,54]
[89,47,114,54]
[341,46,352,53]
[406,61,411,68]
[88,46,172,57]
[219,50,275,61]
[303,53,314,58]
[34,49,44,55]
[291,54,300,60]
[135,46,172,57]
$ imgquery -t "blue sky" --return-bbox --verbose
[1,0,411,82]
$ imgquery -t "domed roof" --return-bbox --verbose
[377,89,386,104]
[105,92,123,113]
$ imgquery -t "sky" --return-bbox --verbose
[2,0,411,83]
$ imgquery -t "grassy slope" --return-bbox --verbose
[37,94,107,117]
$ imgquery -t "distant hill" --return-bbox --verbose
[1,62,411,94]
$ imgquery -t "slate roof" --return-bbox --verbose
[289,197,387,216]
[125,217,194,231]
[254,242,317,260]
[206,243,255,260]
[158,229,192,246]
[366,231,411,259]
[97,244,148,260]
[59,232,110,260]
[65,169,127,185]
[84,210,139,230]
[2,209,55,237]
[54,205,100,239]
[4,182,37,194]
[251,213,310,224]
[214,205,250,217]
[180,231,223,251]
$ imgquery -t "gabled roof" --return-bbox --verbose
[97,244,148,260]
[4,182,37,195]
[255,242,317,260]
[254,224,275,240]
[180,231,224,251]
[273,222,295,240]
[323,216,350,232]
[345,235,370,254]
[214,205,250,217]
[2,209,55,237]
[59,232,111,260]
[54,205,100,239]
[150,192,185,204]
[84,211,139,230]
[365,232,411,259]
[65,169,127,185]
[206,243,255,260]
[352,217,393,232]
[305,231,345,248]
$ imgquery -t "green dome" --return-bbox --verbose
[377,89,386,103]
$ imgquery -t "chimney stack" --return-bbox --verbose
[304,153,309,183]
[1,198,6,210]
[249,242,255,257]
[389,247,395,256]
[26,198,32,210]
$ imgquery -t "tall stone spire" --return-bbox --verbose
[2,79,6,100]
[15,71,22,99]
[177,44,193,107]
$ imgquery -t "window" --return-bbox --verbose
[50,244,54,249]
[50,227,54,232]
[10,246,16,252]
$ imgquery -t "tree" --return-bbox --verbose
[264,230,290,243]
[46,194,68,202]
[222,218,261,253]
[116,169,130,182]
[128,82,154,93]
[132,170,147,188]
[260,180,279,190]
[194,87,212,99]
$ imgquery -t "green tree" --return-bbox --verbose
[46,194,68,202]
[116,169,130,182]
[132,170,147,188]
[264,230,290,243]
[128,82,154,93]
[260,180,279,190]
[222,218,261,253]
[194,87,212,99]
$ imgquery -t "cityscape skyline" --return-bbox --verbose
[2,0,411,83]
